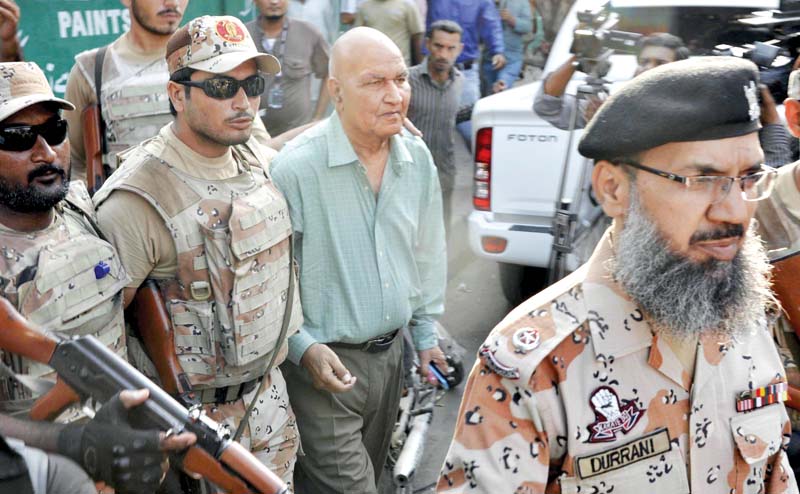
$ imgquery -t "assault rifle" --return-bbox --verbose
[127,280,195,403]
[84,46,109,197]
[0,297,288,494]
[83,102,108,196]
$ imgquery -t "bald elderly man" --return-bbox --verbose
[271,27,448,493]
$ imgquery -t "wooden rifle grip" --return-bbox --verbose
[82,104,105,196]
[219,441,288,494]
[183,446,252,494]
[0,297,57,364]
[130,281,189,396]
[182,442,288,494]
[29,378,80,421]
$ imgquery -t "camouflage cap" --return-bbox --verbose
[0,62,74,122]
[166,16,280,75]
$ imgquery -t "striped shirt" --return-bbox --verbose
[408,61,463,177]
[271,112,447,364]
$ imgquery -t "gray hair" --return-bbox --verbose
[610,183,771,339]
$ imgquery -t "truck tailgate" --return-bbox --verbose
[490,125,586,217]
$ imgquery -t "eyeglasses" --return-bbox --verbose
[176,74,266,99]
[615,159,777,204]
[0,117,68,152]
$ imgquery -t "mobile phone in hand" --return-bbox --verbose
[429,362,450,390]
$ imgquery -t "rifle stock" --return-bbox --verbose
[29,379,80,421]
[0,297,287,494]
[129,280,192,398]
[83,104,106,196]
[0,299,57,363]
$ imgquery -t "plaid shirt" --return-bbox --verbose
[271,112,446,364]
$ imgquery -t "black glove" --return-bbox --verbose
[57,393,164,494]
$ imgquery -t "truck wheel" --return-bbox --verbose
[499,264,547,305]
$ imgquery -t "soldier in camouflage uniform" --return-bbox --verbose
[756,68,800,478]
[0,62,127,418]
[0,61,197,494]
[64,0,281,186]
[439,57,798,494]
[93,16,301,488]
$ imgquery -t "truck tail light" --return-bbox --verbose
[473,128,492,211]
[481,236,507,253]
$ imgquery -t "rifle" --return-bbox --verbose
[84,46,109,197]
[0,297,288,494]
[83,104,107,196]
[127,280,195,404]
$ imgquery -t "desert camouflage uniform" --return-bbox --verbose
[93,137,302,484]
[756,161,800,430]
[71,44,171,177]
[0,181,127,416]
[438,231,797,494]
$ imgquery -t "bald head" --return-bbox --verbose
[326,27,411,145]
[329,27,405,80]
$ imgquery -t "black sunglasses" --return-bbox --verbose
[0,117,68,152]
[176,74,266,99]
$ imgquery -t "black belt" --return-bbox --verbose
[195,376,262,404]
[328,329,400,354]
[458,60,475,71]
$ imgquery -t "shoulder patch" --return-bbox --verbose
[480,268,589,383]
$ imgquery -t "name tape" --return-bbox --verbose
[576,428,671,480]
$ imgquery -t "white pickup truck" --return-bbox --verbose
[468,0,786,303]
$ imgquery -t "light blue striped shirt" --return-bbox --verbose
[271,112,446,364]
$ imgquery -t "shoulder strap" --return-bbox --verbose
[233,239,295,442]
[94,46,109,155]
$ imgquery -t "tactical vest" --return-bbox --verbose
[0,182,128,407]
[74,44,172,170]
[94,141,301,389]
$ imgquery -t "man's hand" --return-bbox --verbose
[57,389,196,494]
[582,95,605,123]
[492,80,507,93]
[0,0,19,44]
[491,53,506,70]
[300,343,357,393]
[418,346,448,384]
[499,8,516,28]
[403,117,423,137]
[759,84,780,125]
[0,0,20,62]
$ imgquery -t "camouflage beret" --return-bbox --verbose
[578,56,761,161]
[0,62,74,122]
[166,16,280,76]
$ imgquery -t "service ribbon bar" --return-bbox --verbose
[736,382,789,413]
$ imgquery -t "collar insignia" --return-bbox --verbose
[512,327,541,354]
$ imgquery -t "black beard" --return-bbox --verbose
[0,165,69,213]
[131,0,180,36]
[610,185,771,339]
[263,14,285,22]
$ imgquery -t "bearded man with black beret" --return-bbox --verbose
[437,57,797,494]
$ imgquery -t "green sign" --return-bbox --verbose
[18,0,259,96]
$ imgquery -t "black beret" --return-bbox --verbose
[578,56,761,161]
